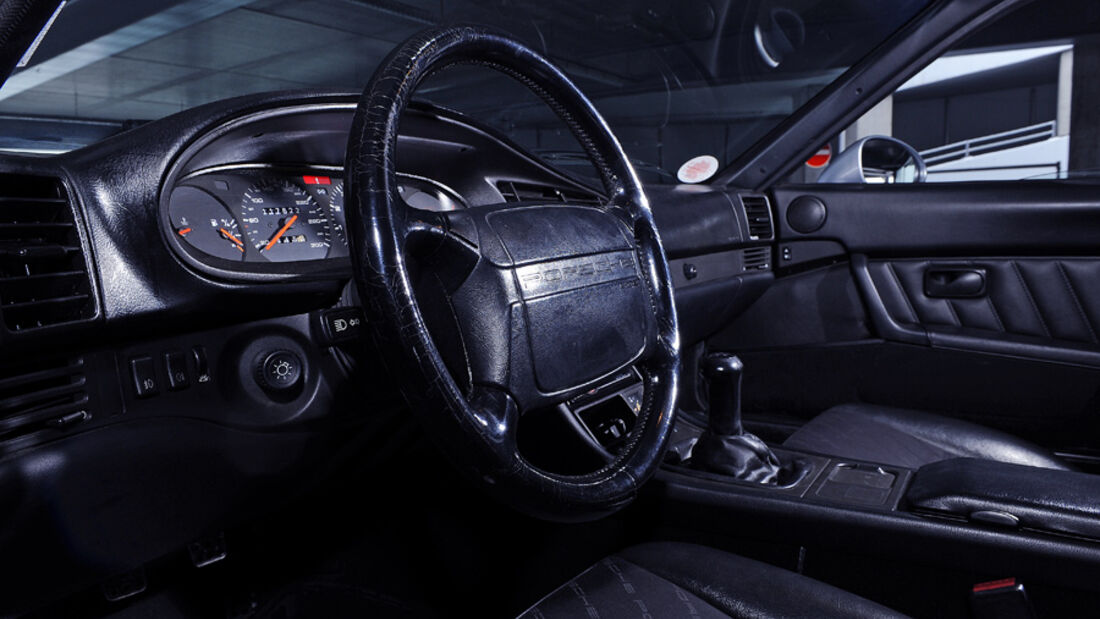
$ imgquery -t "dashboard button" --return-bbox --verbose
[130,357,158,398]
[164,351,190,391]
[256,350,303,393]
[315,307,366,345]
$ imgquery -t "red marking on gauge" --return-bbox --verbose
[972,578,1016,593]
[806,144,832,168]
[177,227,192,236]
[303,176,331,185]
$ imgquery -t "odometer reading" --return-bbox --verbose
[240,179,332,262]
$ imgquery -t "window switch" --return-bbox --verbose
[165,351,190,391]
[130,357,158,398]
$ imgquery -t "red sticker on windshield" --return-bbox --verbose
[677,155,719,184]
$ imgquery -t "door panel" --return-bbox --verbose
[868,258,1100,345]
[710,182,1100,458]
[858,257,1100,368]
[771,183,1100,254]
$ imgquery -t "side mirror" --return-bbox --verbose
[818,136,927,184]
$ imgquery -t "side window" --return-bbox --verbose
[806,3,1098,184]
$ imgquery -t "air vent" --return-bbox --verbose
[741,194,774,240]
[497,181,604,206]
[0,174,95,331]
[743,247,771,271]
[0,356,89,447]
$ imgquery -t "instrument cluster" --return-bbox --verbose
[165,166,464,271]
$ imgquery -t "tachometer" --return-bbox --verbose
[168,186,246,261]
[321,175,463,246]
[240,179,332,262]
[397,181,463,212]
[326,182,347,246]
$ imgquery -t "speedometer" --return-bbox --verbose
[240,179,332,262]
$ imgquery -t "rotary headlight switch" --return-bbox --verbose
[255,350,303,394]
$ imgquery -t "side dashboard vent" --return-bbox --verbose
[0,356,89,447]
[740,194,774,240]
[497,181,604,206]
[743,247,771,271]
[0,174,95,331]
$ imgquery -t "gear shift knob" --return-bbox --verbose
[703,353,744,436]
[694,353,790,485]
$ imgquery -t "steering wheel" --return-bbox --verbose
[344,26,680,522]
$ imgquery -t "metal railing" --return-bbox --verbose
[920,120,1058,166]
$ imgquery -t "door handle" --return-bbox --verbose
[924,267,986,298]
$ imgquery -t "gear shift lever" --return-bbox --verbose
[692,353,784,484]
[704,353,745,436]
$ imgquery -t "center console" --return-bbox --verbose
[654,354,1100,611]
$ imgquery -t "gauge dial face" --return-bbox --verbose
[240,179,331,262]
[168,186,246,261]
[326,182,347,247]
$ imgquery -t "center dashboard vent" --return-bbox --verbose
[0,356,89,449]
[497,180,604,206]
[0,174,95,332]
[740,194,774,240]
[743,247,771,271]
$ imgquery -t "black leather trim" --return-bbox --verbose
[773,183,1100,255]
[907,458,1100,540]
[853,255,1100,368]
[521,542,908,618]
[867,258,1100,348]
[783,404,1071,471]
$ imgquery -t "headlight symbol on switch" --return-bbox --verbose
[255,350,303,394]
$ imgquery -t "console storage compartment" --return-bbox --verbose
[906,458,1100,540]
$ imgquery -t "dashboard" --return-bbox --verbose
[0,91,775,615]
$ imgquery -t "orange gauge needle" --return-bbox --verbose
[177,227,192,236]
[263,214,298,252]
[219,228,245,252]
[219,227,243,246]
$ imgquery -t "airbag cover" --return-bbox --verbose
[525,277,648,392]
[489,206,648,393]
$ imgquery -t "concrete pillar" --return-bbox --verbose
[843,95,894,146]
[1069,37,1100,172]
[1057,49,1073,136]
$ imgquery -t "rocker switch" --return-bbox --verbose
[165,351,189,391]
[130,357,158,398]
[192,346,211,384]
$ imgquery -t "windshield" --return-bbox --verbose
[0,0,930,179]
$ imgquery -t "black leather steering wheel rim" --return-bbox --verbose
[344,26,680,522]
